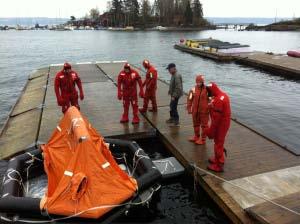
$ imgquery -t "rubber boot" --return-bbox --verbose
[188,135,199,142]
[132,100,140,124]
[139,108,147,113]
[207,163,224,172]
[148,107,157,112]
[140,96,149,113]
[120,114,129,123]
[209,142,225,164]
[149,95,157,112]
[189,126,200,142]
[195,139,206,145]
[120,100,130,123]
[132,115,140,124]
[208,156,224,164]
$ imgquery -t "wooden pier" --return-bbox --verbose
[1,62,300,223]
[175,44,300,79]
[174,44,234,62]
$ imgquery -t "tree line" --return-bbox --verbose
[70,0,210,28]
[107,0,207,27]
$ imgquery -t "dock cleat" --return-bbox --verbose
[207,163,224,173]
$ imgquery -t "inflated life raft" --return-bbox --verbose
[0,107,161,222]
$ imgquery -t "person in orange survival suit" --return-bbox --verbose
[187,75,209,145]
[139,60,158,113]
[205,82,231,172]
[118,63,144,124]
[54,62,84,114]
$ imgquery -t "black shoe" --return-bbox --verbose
[169,121,180,127]
[166,118,174,124]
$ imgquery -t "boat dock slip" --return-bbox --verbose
[174,44,234,62]
[1,62,300,223]
[175,44,300,79]
[235,52,300,79]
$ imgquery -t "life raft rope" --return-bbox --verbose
[0,184,160,223]
[1,146,159,223]
[191,163,300,217]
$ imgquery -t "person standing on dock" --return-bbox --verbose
[205,83,231,172]
[139,60,158,113]
[166,63,183,126]
[187,75,209,145]
[117,63,144,124]
[54,62,84,114]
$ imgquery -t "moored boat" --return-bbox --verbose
[287,50,300,58]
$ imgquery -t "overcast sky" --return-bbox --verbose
[0,0,299,18]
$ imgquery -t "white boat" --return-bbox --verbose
[155,26,167,31]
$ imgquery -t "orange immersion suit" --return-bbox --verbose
[54,67,84,114]
[117,64,144,124]
[206,82,231,172]
[140,64,158,112]
[187,75,209,145]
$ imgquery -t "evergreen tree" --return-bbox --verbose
[123,0,139,26]
[110,0,124,26]
[141,0,151,26]
[192,0,203,25]
[184,0,193,25]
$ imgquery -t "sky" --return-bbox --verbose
[0,0,299,18]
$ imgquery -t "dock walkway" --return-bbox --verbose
[1,62,300,223]
[175,44,300,79]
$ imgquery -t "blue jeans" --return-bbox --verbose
[170,97,179,122]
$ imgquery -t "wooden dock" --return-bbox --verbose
[1,62,300,223]
[175,44,300,79]
[174,44,234,62]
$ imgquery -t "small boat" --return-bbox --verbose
[287,50,300,58]
[0,107,161,222]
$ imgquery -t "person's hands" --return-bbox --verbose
[57,97,64,106]
[171,96,175,101]
[80,92,84,100]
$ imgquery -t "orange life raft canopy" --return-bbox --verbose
[40,106,138,219]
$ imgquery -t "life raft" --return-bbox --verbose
[0,107,161,222]
[0,139,161,221]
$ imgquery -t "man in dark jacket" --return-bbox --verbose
[166,63,183,126]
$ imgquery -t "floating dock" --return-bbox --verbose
[175,44,300,79]
[1,62,300,223]
[174,44,234,62]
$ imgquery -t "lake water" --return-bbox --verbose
[1,29,300,151]
[0,29,300,223]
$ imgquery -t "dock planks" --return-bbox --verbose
[38,63,154,144]
[1,62,300,223]
[246,192,300,224]
[175,44,300,79]
[235,52,300,78]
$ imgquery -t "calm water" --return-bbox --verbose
[0,29,300,151]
